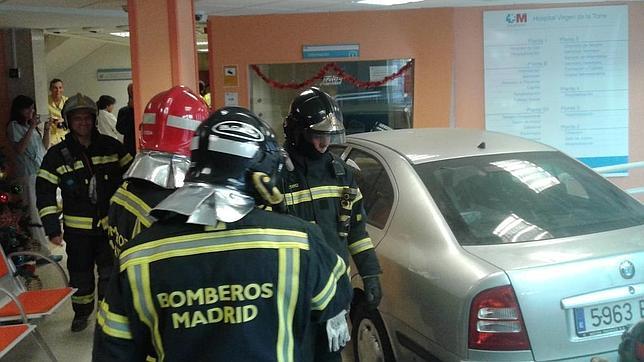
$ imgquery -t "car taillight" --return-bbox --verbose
[468,285,531,351]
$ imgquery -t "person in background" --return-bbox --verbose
[93,107,351,361]
[104,85,209,257]
[198,80,211,107]
[36,93,133,332]
[47,78,68,146]
[279,87,382,362]
[6,95,62,263]
[116,83,136,156]
[96,95,123,142]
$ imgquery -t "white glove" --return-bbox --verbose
[326,310,350,352]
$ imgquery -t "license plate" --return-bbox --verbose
[574,299,644,337]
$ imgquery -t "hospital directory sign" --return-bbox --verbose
[484,5,628,169]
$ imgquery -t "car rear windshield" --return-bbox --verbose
[414,151,644,245]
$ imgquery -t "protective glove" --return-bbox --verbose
[326,310,350,352]
[363,275,382,310]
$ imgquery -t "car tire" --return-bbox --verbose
[352,304,395,362]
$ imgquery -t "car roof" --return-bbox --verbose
[347,128,558,164]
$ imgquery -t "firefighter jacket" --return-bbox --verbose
[279,152,381,278]
[106,179,174,257]
[93,208,352,362]
[36,131,133,236]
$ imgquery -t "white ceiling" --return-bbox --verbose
[0,0,639,45]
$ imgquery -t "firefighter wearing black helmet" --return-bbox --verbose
[280,87,382,361]
[36,93,132,332]
[93,107,352,361]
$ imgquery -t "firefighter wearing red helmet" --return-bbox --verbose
[104,85,210,257]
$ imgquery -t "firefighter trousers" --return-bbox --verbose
[65,231,114,317]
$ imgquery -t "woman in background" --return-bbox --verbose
[96,95,123,142]
[7,95,61,261]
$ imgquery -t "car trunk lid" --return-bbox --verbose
[463,225,644,361]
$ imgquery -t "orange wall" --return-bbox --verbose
[128,0,198,147]
[208,8,455,128]
[454,2,644,191]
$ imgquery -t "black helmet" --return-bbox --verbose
[284,87,346,153]
[186,107,283,204]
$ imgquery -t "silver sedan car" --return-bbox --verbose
[332,128,644,361]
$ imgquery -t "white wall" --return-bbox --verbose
[53,43,131,114]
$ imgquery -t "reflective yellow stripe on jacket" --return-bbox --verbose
[119,153,133,167]
[97,301,133,340]
[111,187,156,228]
[283,186,362,206]
[92,154,119,165]
[63,215,94,230]
[276,248,300,362]
[56,160,84,175]
[119,229,310,271]
[37,168,60,185]
[128,264,165,360]
[39,206,60,218]
[311,255,346,311]
[348,237,375,255]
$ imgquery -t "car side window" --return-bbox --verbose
[347,149,394,229]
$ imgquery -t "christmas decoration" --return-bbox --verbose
[11,184,22,194]
[0,149,41,289]
[251,60,414,90]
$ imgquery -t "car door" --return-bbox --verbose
[343,146,397,248]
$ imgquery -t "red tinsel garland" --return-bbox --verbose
[250,60,413,90]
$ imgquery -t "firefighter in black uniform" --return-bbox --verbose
[105,86,209,257]
[36,93,132,332]
[280,87,383,361]
[93,107,352,361]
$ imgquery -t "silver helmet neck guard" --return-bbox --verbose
[151,183,255,226]
[123,151,190,189]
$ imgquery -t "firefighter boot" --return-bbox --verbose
[71,313,90,332]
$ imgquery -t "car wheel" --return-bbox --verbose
[352,306,395,362]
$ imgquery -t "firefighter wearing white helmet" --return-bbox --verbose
[93,107,352,361]
[36,93,133,332]
[104,85,210,257]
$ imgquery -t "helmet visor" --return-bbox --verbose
[306,129,346,145]
[307,112,346,145]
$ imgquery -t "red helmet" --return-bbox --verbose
[140,85,210,156]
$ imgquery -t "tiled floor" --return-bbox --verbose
[5,244,355,361]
